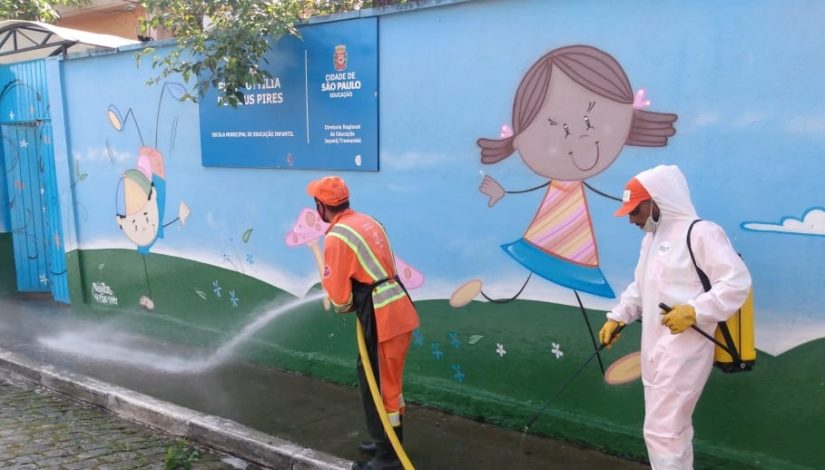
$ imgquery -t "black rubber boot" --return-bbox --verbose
[359,440,377,455]
[351,426,403,470]
[394,424,403,443]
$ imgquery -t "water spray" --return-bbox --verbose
[38,292,327,373]
[203,292,326,370]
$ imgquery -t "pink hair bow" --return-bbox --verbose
[633,89,651,110]
[500,124,514,138]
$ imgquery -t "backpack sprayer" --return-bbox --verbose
[685,220,755,372]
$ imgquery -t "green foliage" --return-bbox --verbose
[165,441,201,470]
[137,0,404,107]
[0,0,87,22]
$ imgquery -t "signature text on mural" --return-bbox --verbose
[91,281,119,305]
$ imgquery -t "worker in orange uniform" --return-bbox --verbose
[307,176,420,470]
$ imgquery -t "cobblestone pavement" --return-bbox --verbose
[0,371,254,469]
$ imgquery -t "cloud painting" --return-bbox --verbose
[741,208,825,237]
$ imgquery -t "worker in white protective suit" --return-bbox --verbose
[599,164,751,470]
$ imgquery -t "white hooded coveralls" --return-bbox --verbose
[607,165,751,470]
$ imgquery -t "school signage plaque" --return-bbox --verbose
[199,17,378,171]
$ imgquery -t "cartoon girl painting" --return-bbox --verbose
[451,45,677,351]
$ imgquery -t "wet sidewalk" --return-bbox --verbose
[0,295,649,469]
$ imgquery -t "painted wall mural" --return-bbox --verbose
[471,45,674,294]
[449,45,677,376]
[108,83,191,310]
[0,0,823,468]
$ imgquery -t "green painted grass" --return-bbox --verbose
[0,245,818,469]
[0,233,17,296]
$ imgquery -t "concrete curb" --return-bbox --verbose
[0,347,351,470]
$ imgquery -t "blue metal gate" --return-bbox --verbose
[0,60,69,302]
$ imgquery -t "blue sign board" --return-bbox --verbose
[199,18,378,171]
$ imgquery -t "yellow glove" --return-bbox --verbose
[660,304,696,334]
[599,319,625,347]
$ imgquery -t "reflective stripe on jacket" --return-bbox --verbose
[322,209,419,342]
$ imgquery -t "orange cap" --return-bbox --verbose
[306,176,349,205]
[614,177,651,216]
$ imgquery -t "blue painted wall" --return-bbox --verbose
[57,0,825,355]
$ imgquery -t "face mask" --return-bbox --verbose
[643,211,659,233]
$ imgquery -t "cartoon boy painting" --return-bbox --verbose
[451,45,677,349]
[110,84,190,310]
[115,147,189,310]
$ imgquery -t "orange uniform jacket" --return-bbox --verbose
[322,209,419,342]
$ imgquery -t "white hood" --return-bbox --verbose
[635,164,697,223]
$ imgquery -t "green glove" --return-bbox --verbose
[660,304,696,334]
[599,319,625,347]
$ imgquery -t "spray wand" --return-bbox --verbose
[522,322,627,433]
[658,303,737,354]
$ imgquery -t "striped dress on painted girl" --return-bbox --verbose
[501,180,615,298]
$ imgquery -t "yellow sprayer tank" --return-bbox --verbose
[714,289,756,372]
